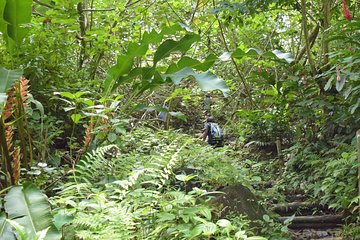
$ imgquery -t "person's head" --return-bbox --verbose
[206,116,215,123]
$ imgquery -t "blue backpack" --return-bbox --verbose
[209,123,223,141]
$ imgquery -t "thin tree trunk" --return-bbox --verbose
[77,1,88,69]
[321,0,331,70]
[295,24,319,63]
[301,0,317,75]
[212,0,255,108]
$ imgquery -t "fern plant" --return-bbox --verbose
[60,144,119,198]
[72,195,135,240]
[282,141,358,213]
[56,131,195,238]
[54,128,267,239]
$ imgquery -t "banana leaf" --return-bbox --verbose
[0,213,16,240]
[4,182,61,240]
[0,67,22,117]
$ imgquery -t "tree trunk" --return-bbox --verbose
[295,25,319,63]
[321,0,333,70]
[301,0,317,75]
[77,1,88,69]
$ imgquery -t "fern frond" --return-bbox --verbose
[60,144,118,197]
[73,198,134,240]
[325,151,357,169]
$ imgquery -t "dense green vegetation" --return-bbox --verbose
[0,0,359,239]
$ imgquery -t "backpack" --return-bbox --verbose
[209,123,223,141]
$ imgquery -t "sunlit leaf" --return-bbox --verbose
[219,52,231,61]
[216,219,231,228]
[270,49,294,63]
[57,92,75,99]
[71,114,81,124]
[169,111,187,121]
[245,237,268,240]
[324,77,333,91]
[201,222,216,236]
[164,67,229,96]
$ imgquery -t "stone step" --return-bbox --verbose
[279,214,344,229]
[274,201,329,215]
[289,228,343,240]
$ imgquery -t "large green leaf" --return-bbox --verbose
[166,54,217,74]
[104,42,149,92]
[0,213,16,240]
[0,67,22,116]
[4,182,61,240]
[154,34,200,65]
[142,29,163,44]
[220,48,294,63]
[142,23,185,44]
[3,0,32,44]
[0,0,6,36]
[0,67,21,92]
[164,67,229,96]
[107,41,149,81]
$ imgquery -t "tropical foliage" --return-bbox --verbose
[0,0,359,239]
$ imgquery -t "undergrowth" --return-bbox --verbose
[51,128,287,239]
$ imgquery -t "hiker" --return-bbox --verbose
[201,116,223,147]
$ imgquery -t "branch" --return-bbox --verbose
[32,11,45,17]
[33,0,53,9]
[82,8,116,12]
[125,0,141,8]
[295,24,320,63]
[190,0,201,24]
